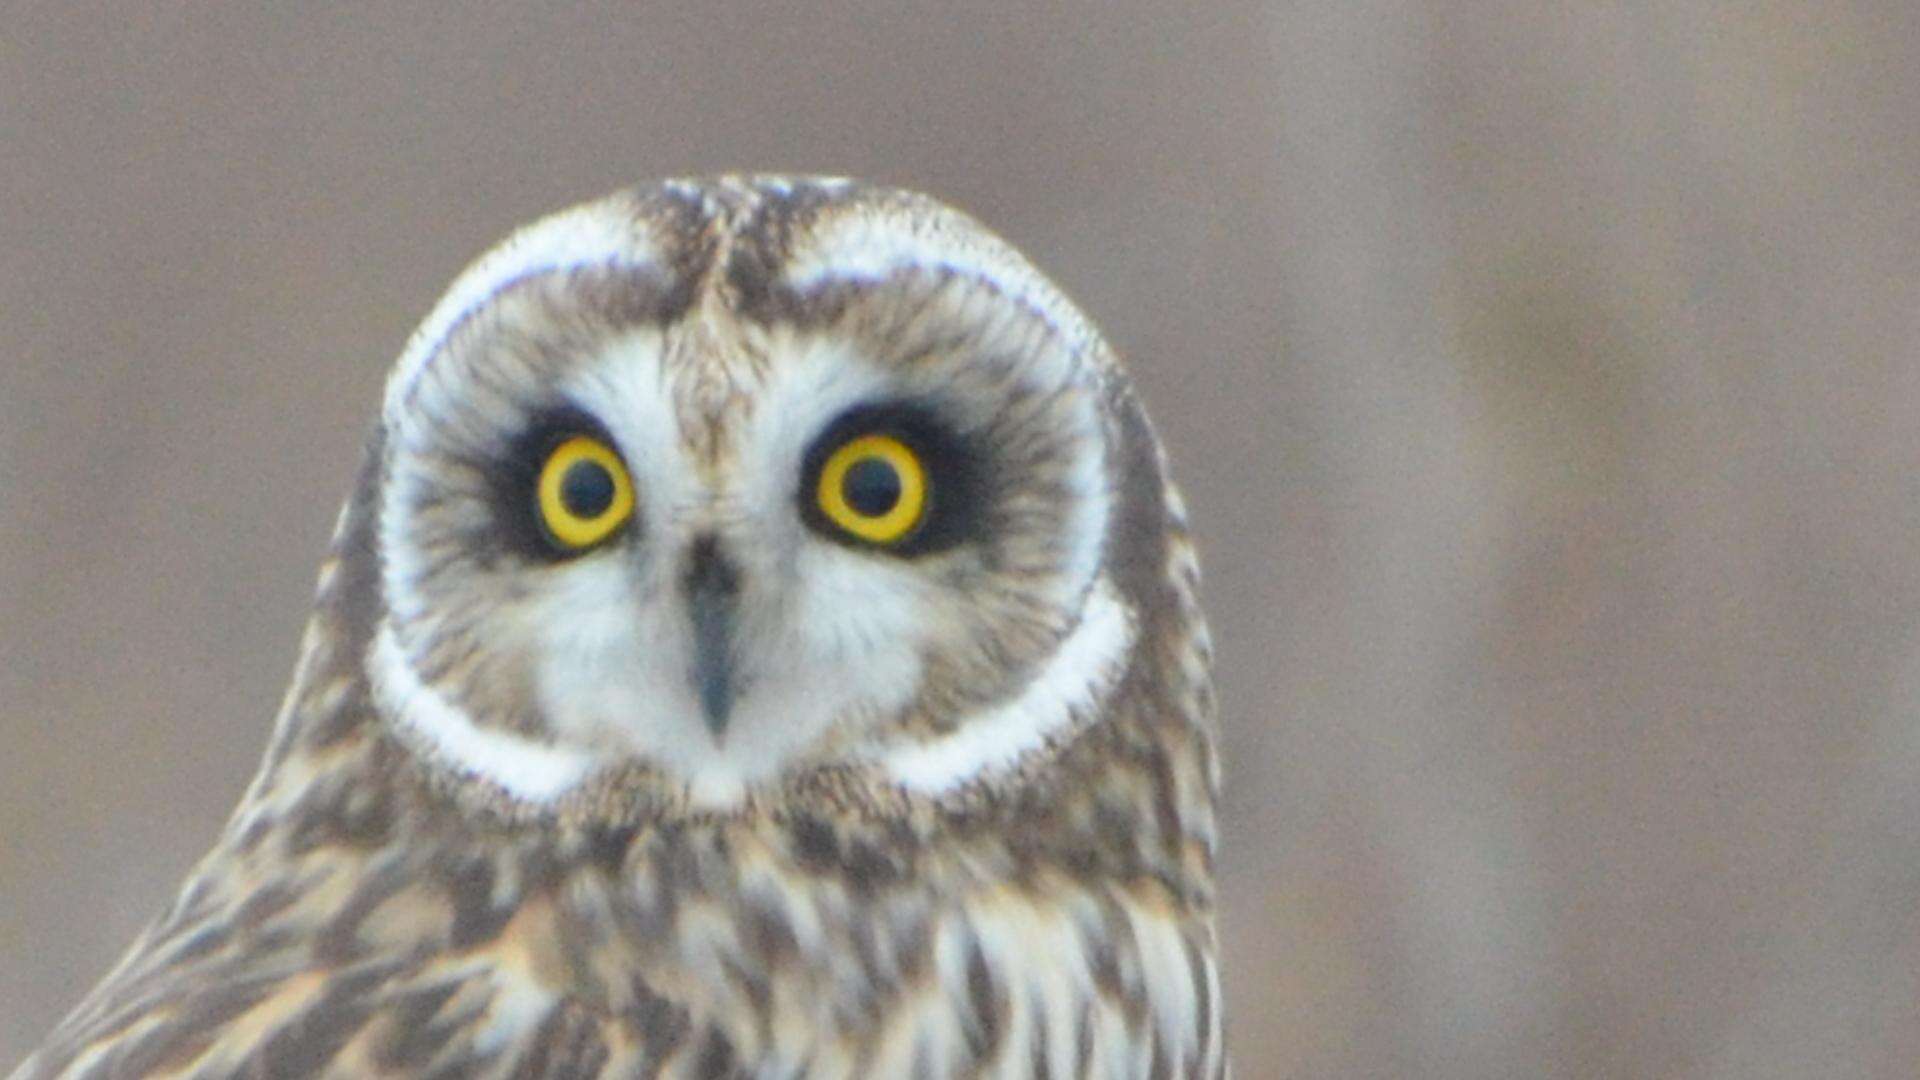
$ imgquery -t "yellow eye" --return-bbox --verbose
[536,435,634,551]
[816,433,927,544]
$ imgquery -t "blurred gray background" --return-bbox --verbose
[5,4,1920,1075]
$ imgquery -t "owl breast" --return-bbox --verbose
[410,817,1223,1079]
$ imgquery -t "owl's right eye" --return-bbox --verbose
[535,435,634,552]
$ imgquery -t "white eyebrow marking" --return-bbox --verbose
[369,623,594,803]
[874,577,1135,795]
[783,200,1107,365]
[382,198,660,432]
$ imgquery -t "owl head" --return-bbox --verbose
[360,177,1197,819]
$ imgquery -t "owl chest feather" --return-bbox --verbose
[22,767,1221,1080]
[441,830,1222,1079]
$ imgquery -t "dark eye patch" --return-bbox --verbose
[488,405,632,562]
[799,402,985,555]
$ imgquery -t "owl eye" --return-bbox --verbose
[535,435,634,552]
[815,433,928,545]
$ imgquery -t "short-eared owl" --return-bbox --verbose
[14,177,1222,1078]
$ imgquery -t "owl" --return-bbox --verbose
[13,177,1222,1079]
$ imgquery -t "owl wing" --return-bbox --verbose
[13,927,636,1078]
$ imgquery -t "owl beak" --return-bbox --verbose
[682,534,740,737]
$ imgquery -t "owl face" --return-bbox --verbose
[369,179,1136,812]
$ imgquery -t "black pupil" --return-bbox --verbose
[560,459,616,519]
[842,456,902,518]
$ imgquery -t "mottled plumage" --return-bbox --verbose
[14,177,1222,1078]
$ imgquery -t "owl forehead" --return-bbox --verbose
[382,176,1117,443]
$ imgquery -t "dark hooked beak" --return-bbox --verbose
[681,534,740,737]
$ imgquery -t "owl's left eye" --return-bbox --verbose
[800,404,980,555]
[535,435,634,552]
[815,433,928,545]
